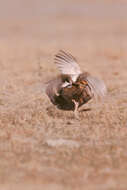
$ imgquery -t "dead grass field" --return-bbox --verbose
[0,0,127,189]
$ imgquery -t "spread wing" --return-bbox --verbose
[44,76,63,105]
[85,76,107,100]
[55,50,81,82]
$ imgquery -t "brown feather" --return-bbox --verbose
[44,50,107,113]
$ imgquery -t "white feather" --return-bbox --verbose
[55,50,81,82]
[62,81,71,88]
[86,76,107,100]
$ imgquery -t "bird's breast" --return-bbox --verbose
[60,79,92,107]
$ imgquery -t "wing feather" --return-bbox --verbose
[86,76,107,100]
[55,50,81,81]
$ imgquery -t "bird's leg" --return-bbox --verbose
[72,99,79,119]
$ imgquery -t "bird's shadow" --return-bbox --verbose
[79,108,91,112]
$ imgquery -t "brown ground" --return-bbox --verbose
[0,0,127,189]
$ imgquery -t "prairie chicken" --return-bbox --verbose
[44,50,107,117]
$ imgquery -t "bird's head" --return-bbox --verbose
[61,74,73,88]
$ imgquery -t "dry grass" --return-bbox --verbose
[0,0,127,189]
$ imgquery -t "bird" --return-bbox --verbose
[44,50,107,118]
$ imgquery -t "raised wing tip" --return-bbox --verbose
[55,50,77,62]
[54,50,81,77]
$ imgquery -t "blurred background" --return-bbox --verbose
[1,0,127,51]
